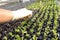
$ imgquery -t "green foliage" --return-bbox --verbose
[3,36,8,40]
[2,0,60,40]
[15,28,20,33]
[15,35,21,40]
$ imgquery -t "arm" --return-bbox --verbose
[0,8,32,23]
[0,9,13,23]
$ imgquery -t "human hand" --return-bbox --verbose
[12,8,33,20]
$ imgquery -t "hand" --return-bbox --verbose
[12,8,33,20]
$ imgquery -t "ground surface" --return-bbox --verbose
[0,0,35,11]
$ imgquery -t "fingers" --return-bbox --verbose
[27,10,33,18]
[24,11,32,18]
[23,9,33,18]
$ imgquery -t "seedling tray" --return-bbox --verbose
[0,0,60,40]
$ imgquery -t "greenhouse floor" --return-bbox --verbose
[0,1,35,11]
